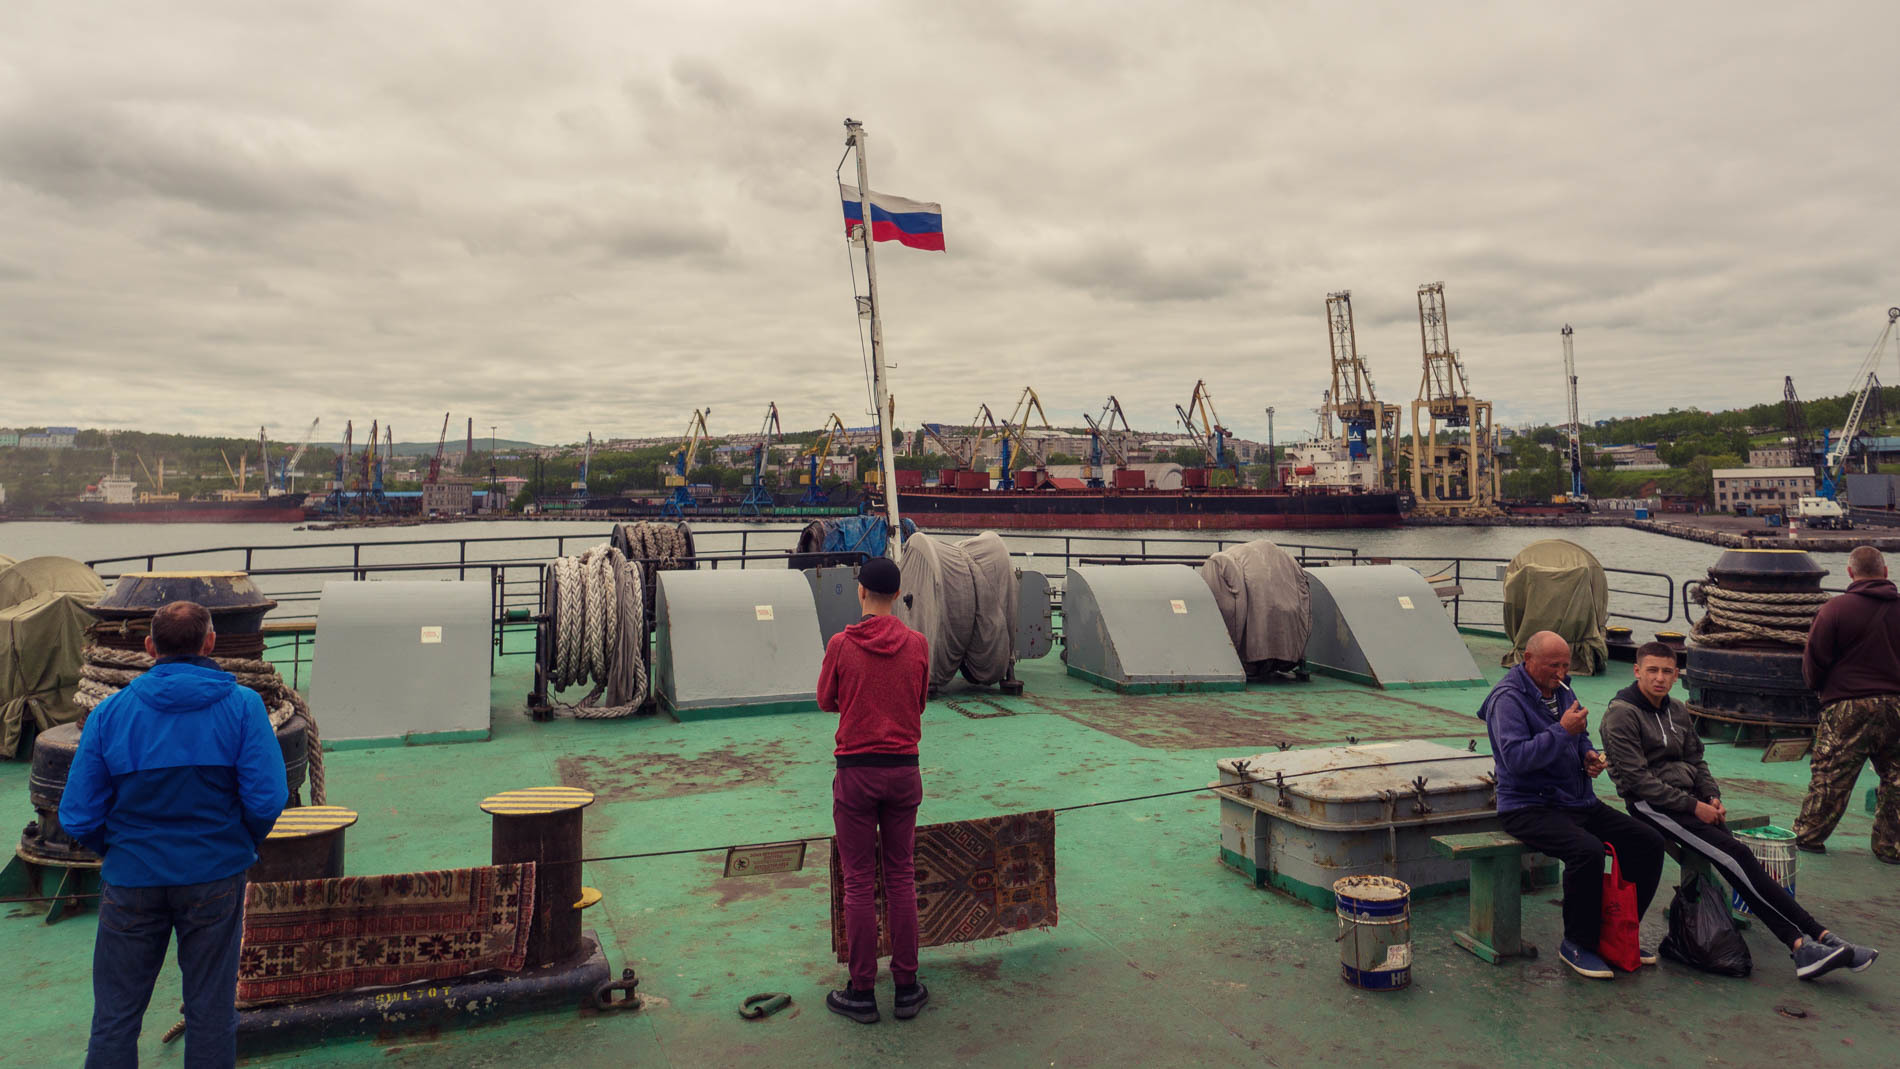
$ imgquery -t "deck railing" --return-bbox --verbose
[86,527,1675,688]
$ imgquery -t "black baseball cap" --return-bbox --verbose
[858,556,901,595]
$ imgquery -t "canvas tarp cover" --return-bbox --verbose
[1,591,99,758]
[0,556,104,612]
[1200,540,1310,667]
[894,531,1018,689]
[1501,538,1609,674]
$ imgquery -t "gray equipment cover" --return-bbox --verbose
[1200,540,1310,666]
[895,531,1018,689]
[1501,538,1609,674]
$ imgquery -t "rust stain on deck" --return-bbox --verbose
[555,745,800,801]
[1034,688,1481,750]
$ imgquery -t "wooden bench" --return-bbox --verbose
[1434,813,1775,964]
[1431,831,1540,964]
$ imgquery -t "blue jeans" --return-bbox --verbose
[87,873,247,1069]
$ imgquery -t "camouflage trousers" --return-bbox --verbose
[1794,694,1900,860]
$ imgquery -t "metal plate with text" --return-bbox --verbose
[724,841,809,878]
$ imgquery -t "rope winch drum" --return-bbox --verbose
[1683,549,1829,731]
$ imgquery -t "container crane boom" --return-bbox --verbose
[1081,396,1134,486]
[799,412,849,505]
[662,408,713,516]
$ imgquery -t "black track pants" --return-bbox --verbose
[1500,800,1665,948]
[1629,800,1824,949]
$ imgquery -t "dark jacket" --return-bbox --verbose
[818,614,929,762]
[59,658,288,887]
[1804,578,1900,705]
[1478,663,1596,811]
[1601,682,1719,812]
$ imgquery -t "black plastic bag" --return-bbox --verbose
[1659,873,1752,977]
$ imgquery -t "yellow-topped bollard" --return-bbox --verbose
[481,786,594,967]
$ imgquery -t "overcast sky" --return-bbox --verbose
[3,1,1896,446]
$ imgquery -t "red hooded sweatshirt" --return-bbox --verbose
[818,614,930,762]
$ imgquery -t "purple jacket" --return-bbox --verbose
[1478,664,1596,811]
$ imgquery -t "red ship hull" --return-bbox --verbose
[886,488,1403,531]
[69,495,309,524]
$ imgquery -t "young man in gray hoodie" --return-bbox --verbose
[1601,642,1877,980]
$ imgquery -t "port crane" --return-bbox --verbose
[1081,396,1134,488]
[218,449,252,494]
[1408,282,1500,516]
[1560,325,1586,502]
[1816,307,1900,502]
[277,418,320,493]
[662,408,712,517]
[740,403,783,515]
[997,387,1055,490]
[798,413,850,505]
[922,404,1001,477]
[1175,380,1240,484]
[1326,290,1400,489]
[571,432,595,501]
[424,413,452,485]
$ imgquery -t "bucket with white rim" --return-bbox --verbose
[1334,875,1412,991]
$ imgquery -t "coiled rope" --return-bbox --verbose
[1687,581,1832,647]
[547,543,646,718]
[75,645,326,805]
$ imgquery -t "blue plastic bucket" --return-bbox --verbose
[1334,875,1412,991]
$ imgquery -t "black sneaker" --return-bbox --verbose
[894,982,929,1020]
[1793,940,1852,980]
[1820,932,1879,972]
[826,987,879,1024]
[1796,840,1827,854]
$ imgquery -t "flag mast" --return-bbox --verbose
[845,117,904,562]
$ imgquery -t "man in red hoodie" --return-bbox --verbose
[1796,545,1900,862]
[819,555,931,1024]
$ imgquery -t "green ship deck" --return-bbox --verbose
[6,629,1897,1067]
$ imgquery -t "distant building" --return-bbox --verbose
[18,426,78,449]
[422,479,476,515]
[0,430,18,448]
[1712,467,1818,512]
[1749,447,1796,467]
[1598,444,1666,470]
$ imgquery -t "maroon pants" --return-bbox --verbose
[833,765,923,989]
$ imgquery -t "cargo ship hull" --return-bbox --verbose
[70,494,309,524]
[887,489,1402,530]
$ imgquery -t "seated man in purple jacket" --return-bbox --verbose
[1479,630,1664,979]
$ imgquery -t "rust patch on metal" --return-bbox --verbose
[555,745,797,802]
[1033,689,1481,751]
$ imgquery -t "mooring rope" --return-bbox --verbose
[1687,581,1831,647]
[546,543,646,719]
[75,645,325,805]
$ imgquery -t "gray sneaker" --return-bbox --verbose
[1820,932,1879,972]
[1793,939,1852,980]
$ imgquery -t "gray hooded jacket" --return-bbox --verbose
[1600,682,1720,813]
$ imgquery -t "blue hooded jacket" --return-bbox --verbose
[1477,663,1597,811]
[59,657,288,887]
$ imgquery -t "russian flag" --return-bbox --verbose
[841,184,944,252]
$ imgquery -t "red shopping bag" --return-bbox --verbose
[1599,843,1642,972]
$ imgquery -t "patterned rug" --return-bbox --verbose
[831,810,1057,962]
[237,864,536,1006]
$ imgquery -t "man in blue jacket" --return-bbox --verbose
[1480,630,1664,979]
[60,601,288,1069]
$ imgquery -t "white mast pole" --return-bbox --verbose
[846,118,904,562]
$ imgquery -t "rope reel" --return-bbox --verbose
[74,644,326,805]
[1686,580,1830,648]
[542,542,649,719]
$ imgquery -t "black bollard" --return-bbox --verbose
[481,786,594,968]
[249,806,357,883]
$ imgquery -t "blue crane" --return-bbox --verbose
[661,409,712,518]
[740,404,783,515]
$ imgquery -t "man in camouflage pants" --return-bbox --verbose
[1796,546,1900,862]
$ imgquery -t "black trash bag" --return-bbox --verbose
[1659,873,1753,977]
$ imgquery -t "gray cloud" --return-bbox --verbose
[0,1,1896,446]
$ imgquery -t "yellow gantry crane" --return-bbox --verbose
[997,386,1056,489]
[662,408,713,516]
